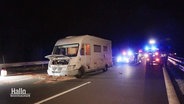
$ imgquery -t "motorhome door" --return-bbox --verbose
[80,44,91,70]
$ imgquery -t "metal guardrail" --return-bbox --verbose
[168,56,184,72]
[0,61,49,68]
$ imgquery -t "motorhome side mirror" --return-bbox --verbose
[45,55,52,59]
[45,55,50,59]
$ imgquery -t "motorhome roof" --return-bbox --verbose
[55,35,110,45]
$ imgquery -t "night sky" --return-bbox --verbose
[0,0,184,63]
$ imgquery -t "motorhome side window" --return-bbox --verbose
[53,43,79,57]
[85,44,91,55]
[103,46,108,52]
[80,44,91,55]
[94,45,101,52]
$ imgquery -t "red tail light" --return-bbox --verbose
[147,58,150,61]
[155,52,159,56]
[156,58,160,62]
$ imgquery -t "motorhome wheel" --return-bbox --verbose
[75,68,85,78]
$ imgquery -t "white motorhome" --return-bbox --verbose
[45,35,112,78]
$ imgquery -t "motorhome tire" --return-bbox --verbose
[103,65,108,72]
[75,68,84,78]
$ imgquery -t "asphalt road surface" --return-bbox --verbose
[0,61,168,104]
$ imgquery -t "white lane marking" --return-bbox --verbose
[34,81,91,104]
[163,67,180,104]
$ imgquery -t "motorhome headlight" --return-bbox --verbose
[48,64,51,68]
[67,65,76,70]
[47,69,52,76]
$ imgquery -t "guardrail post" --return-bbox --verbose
[1,67,7,77]
[2,55,5,64]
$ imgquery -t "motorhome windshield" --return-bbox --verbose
[53,43,79,57]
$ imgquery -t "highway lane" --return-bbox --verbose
[41,62,168,104]
[0,61,168,104]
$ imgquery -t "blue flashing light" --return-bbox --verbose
[116,55,130,63]
[151,46,157,51]
[127,50,133,56]
[144,46,149,51]
[144,45,158,52]
[123,57,129,63]
[117,56,122,62]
